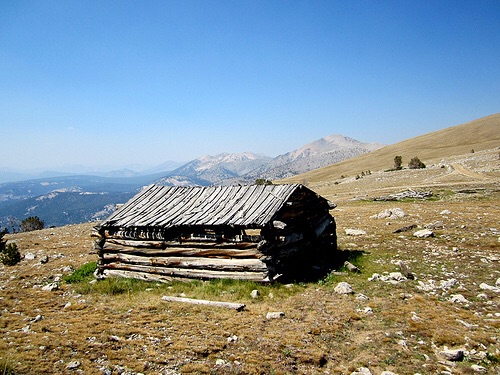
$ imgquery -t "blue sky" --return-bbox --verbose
[1,0,498,171]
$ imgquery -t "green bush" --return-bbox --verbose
[408,156,426,169]
[21,216,44,232]
[0,231,21,266]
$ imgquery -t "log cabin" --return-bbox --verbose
[93,184,337,282]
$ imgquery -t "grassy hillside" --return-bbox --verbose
[282,113,499,187]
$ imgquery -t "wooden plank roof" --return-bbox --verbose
[100,184,319,229]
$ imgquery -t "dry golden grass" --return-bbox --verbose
[1,143,500,374]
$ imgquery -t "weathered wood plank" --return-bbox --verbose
[101,253,268,272]
[100,263,269,281]
[161,296,246,311]
[102,244,263,258]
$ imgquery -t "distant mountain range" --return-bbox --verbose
[0,134,382,229]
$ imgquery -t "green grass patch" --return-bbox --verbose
[63,261,97,283]
[68,273,304,301]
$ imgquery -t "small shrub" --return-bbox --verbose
[20,216,44,232]
[255,178,273,185]
[0,230,21,266]
[394,155,403,170]
[408,156,426,169]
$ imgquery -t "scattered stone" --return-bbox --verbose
[41,282,59,292]
[413,229,434,238]
[470,364,487,373]
[479,283,500,293]
[356,293,369,301]
[227,335,238,343]
[439,348,464,361]
[39,255,49,264]
[334,282,353,294]
[449,294,469,304]
[379,272,407,283]
[393,224,417,233]
[456,319,478,328]
[32,314,44,323]
[109,335,121,342]
[476,293,488,300]
[266,311,285,319]
[24,252,36,260]
[440,209,451,215]
[440,278,458,289]
[250,289,260,299]
[66,361,81,370]
[344,261,360,273]
[368,273,380,281]
[374,189,432,201]
[425,221,444,230]
[381,372,398,375]
[345,229,366,236]
[363,307,373,315]
[496,278,500,286]
[215,358,229,367]
[350,367,372,375]
[63,302,72,309]
[371,208,406,219]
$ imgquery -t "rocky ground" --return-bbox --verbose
[1,149,499,375]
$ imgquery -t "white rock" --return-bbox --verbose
[227,335,238,343]
[356,293,369,301]
[449,294,469,303]
[334,282,354,294]
[413,229,434,238]
[345,228,367,236]
[350,368,372,375]
[440,278,458,289]
[363,307,373,314]
[24,252,36,260]
[496,278,500,286]
[368,273,380,281]
[381,372,398,375]
[476,293,488,300]
[440,209,451,215]
[250,289,260,299]
[266,311,285,319]
[372,208,406,219]
[479,283,500,293]
[470,364,487,373]
[41,282,59,292]
[439,348,464,361]
[66,361,81,370]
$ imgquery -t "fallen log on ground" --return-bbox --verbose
[161,296,246,311]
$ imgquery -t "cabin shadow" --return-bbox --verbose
[271,247,366,284]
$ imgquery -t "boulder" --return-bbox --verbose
[345,229,367,236]
[439,349,464,361]
[334,282,354,294]
[266,312,285,319]
[413,229,434,238]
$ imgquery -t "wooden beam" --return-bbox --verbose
[161,296,246,311]
[101,253,268,272]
